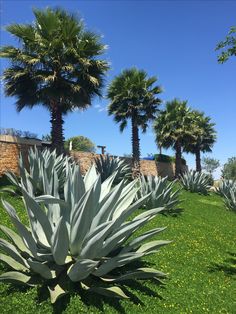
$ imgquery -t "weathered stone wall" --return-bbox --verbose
[0,135,42,176]
[0,138,187,179]
[70,151,187,179]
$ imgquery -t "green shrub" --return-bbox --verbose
[222,157,236,181]
[154,154,186,166]
[0,150,169,304]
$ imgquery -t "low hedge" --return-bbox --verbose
[154,154,186,166]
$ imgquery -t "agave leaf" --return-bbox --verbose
[0,271,33,286]
[84,164,98,192]
[0,225,31,254]
[101,267,166,282]
[93,252,144,277]
[68,259,98,282]
[91,180,125,229]
[35,195,67,207]
[22,188,52,246]
[2,199,38,258]
[48,282,68,304]
[80,221,114,259]
[89,286,129,299]
[133,207,164,221]
[27,259,55,279]
[100,171,118,200]
[5,171,20,187]
[51,217,69,265]
[0,253,28,271]
[0,238,28,266]
[120,227,167,254]
[136,240,171,254]
[101,217,149,257]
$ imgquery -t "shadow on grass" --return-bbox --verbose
[0,266,165,314]
[209,252,236,277]
[162,207,184,217]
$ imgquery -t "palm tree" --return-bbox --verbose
[0,8,109,153]
[107,68,162,178]
[153,99,193,178]
[184,111,216,172]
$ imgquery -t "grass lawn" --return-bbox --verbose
[0,185,235,313]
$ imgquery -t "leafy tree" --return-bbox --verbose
[64,136,96,152]
[107,68,162,177]
[202,156,220,175]
[0,8,109,154]
[42,134,52,142]
[216,26,236,63]
[184,111,217,172]
[153,99,192,178]
[222,157,236,180]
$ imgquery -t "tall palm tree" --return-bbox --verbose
[107,68,162,178]
[153,99,193,178]
[184,111,216,172]
[0,8,109,153]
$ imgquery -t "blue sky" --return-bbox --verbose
[0,0,235,176]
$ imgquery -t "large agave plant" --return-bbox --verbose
[0,157,169,303]
[215,179,236,198]
[5,147,69,196]
[136,175,181,211]
[180,170,211,194]
[95,154,131,184]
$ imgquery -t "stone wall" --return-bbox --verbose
[0,138,187,179]
[70,151,187,179]
[0,135,42,176]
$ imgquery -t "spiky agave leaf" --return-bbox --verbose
[0,151,169,303]
[180,170,211,194]
[215,179,236,198]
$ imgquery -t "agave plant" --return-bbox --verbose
[95,154,131,184]
[215,179,236,198]
[180,170,211,194]
[5,147,69,196]
[0,157,169,303]
[223,188,236,211]
[136,175,181,211]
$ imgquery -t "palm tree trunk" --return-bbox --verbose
[50,102,64,155]
[195,148,201,172]
[175,140,182,178]
[131,113,141,178]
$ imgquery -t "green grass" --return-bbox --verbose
[0,188,236,313]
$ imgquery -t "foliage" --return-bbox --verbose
[222,157,236,181]
[153,99,193,177]
[94,154,131,183]
[202,157,220,175]
[223,188,236,211]
[0,128,38,139]
[5,147,68,196]
[42,134,52,142]
[215,179,236,198]
[136,175,181,212]
[0,188,235,313]
[154,154,186,166]
[0,8,109,153]
[183,110,216,172]
[64,136,96,153]
[0,150,169,304]
[180,170,211,194]
[107,67,162,177]
[216,26,236,63]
